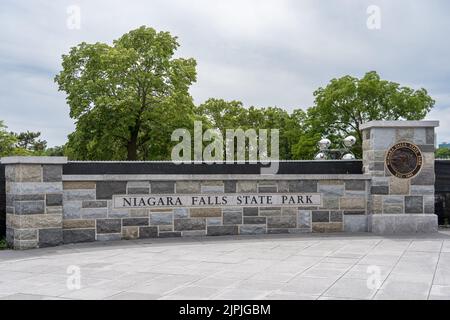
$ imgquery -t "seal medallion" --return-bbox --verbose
[385,142,422,179]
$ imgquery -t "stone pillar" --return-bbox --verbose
[2,157,67,249]
[361,121,439,234]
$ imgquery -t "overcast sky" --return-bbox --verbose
[1,0,449,147]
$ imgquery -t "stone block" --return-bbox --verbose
[243,217,266,225]
[318,184,345,196]
[159,225,174,232]
[158,232,181,238]
[190,208,221,218]
[63,219,95,229]
[81,208,108,219]
[181,230,207,237]
[383,196,404,214]
[340,197,366,210]
[207,218,222,226]
[321,197,339,210]
[207,226,238,236]
[297,211,311,229]
[372,128,395,149]
[410,185,434,196]
[122,226,139,240]
[267,228,290,234]
[14,200,45,215]
[127,187,150,194]
[13,240,38,250]
[176,181,200,194]
[63,229,95,244]
[237,181,257,193]
[38,228,63,247]
[417,215,438,233]
[389,178,410,195]
[174,208,189,219]
[129,208,149,218]
[312,211,329,222]
[289,180,317,192]
[150,212,173,225]
[122,218,149,226]
[344,215,367,232]
[243,207,258,216]
[405,196,423,214]
[43,165,62,182]
[97,233,122,241]
[96,181,127,199]
[150,181,175,194]
[63,181,96,190]
[10,214,62,229]
[411,167,435,185]
[330,211,343,222]
[371,215,396,234]
[423,196,435,214]
[418,145,435,153]
[15,165,42,182]
[201,185,224,193]
[259,207,281,217]
[15,229,38,241]
[312,222,343,233]
[9,182,62,195]
[267,216,296,228]
[224,181,237,193]
[281,207,298,216]
[174,218,206,231]
[96,219,122,234]
[82,200,107,208]
[426,128,435,145]
[371,186,389,195]
[240,225,266,235]
[64,189,96,201]
[223,211,242,225]
[258,185,277,193]
[139,226,158,238]
[46,193,63,206]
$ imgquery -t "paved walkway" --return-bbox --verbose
[1,232,450,300]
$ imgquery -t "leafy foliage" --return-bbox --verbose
[436,147,450,159]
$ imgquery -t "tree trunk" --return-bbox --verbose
[127,131,138,160]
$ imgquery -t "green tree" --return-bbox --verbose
[295,71,435,159]
[436,147,450,159]
[0,121,17,157]
[55,26,197,160]
[13,131,47,153]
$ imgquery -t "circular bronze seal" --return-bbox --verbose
[385,142,423,179]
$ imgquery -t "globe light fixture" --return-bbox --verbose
[314,152,327,160]
[342,153,356,160]
[314,136,357,160]
[343,135,356,147]
[318,138,331,151]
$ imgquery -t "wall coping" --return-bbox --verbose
[0,156,68,164]
[360,120,439,130]
[62,174,372,181]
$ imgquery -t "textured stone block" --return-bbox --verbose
[405,196,423,214]
[259,208,281,217]
[281,207,298,216]
[312,211,329,222]
[410,185,434,196]
[176,181,200,194]
[96,181,127,199]
[207,226,238,236]
[81,208,108,219]
[340,197,366,210]
[243,217,266,225]
[411,167,435,185]
[38,228,63,247]
[201,185,224,193]
[371,186,389,195]
[237,181,257,193]
[46,193,63,206]
[174,218,206,231]
[181,230,207,237]
[207,218,222,226]
[426,128,435,145]
[330,211,343,222]
[150,181,175,194]
[318,184,345,196]
[423,196,435,214]
[297,211,311,229]
[389,178,410,195]
[63,181,96,190]
[15,229,38,240]
[240,225,266,235]
[372,128,395,149]
[63,219,95,229]
[96,219,121,234]
[289,180,317,192]
[312,222,343,233]
[173,208,188,219]
[15,165,42,182]
[223,211,242,225]
[321,197,339,210]
[158,225,173,232]
[383,196,404,214]
[82,200,107,208]
[97,233,122,241]
[127,187,150,194]
[43,165,62,182]
[46,206,63,215]
[267,228,289,234]
[243,207,258,216]
[258,185,277,193]
[9,182,62,195]
[139,226,158,238]
[267,216,296,228]
[64,189,96,201]
[159,232,181,238]
[14,201,45,215]
[129,208,149,218]
[56,229,89,244]
[344,215,367,232]
[13,240,38,250]
[224,181,236,193]
[122,226,139,240]
[190,208,221,218]
[123,218,149,226]
[417,215,438,232]
[150,212,173,225]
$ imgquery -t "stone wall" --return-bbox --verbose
[61,177,370,244]
[0,164,5,238]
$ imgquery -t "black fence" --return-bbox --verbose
[0,164,5,238]
[63,160,364,175]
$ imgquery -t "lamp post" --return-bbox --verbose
[314,136,357,160]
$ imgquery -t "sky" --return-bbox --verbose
[1,0,449,147]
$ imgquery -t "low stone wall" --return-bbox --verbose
[60,176,370,244]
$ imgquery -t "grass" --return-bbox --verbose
[0,238,7,250]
